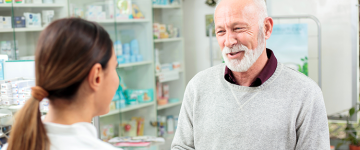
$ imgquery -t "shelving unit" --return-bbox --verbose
[91,18,150,24]
[0,3,66,7]
[153,2,185,150]
[1,1,159,149]
[152,5,181,9]
[0,27,45,33]
[101,102,156,118]
[154,37,183,43]
[118,61,153,68]
[156,69,183,76]
[157,101,182,110]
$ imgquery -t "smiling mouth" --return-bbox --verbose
[229,52,241,56]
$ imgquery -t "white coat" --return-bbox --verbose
[2,122,122,150]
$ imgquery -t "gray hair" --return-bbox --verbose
[214,0,268,28]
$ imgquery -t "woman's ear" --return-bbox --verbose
[264,17,274,40]
[87,63,103,91]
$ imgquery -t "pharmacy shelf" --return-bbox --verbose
[154,37,183,43]
[0,27,44,33]
[156,69,183,76]
[100,102,155,118]
[0,105,48,113]
[92,19,150,24]
[157,101,182,110]
[0,3,66,7]
[153,5,181,9]
[118,61,152,68]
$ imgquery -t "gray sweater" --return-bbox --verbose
[171,63,330,150]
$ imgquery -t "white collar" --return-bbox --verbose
[43,122,97,138]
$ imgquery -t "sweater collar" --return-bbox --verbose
[224,48,278,87]
[222,62,283,92]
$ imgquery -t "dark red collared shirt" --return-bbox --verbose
[224,48,278,87]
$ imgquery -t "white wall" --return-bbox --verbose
[183,1,222,83]
[183,0,359,115]
[268,0,359,115]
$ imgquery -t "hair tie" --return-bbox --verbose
[31,86,49,101]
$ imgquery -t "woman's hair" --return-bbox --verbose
[7,18,113,150]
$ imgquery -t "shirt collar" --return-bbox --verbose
[44,122,98,138]
[224,48,278,87]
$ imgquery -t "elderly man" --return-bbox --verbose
[171,0,330,149]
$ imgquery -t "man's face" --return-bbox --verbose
[215,0,264,72]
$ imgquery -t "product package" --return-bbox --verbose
[122,43,130,55]
[42,10,54,26]
[172,62,181,70]
[161,63,173,72]
[0,0,3,4]
[163,85,169,99]
[130,39,139,55]
[167,116,174,134]
[116,0,132,19]
[101,125,114,141]
[1,17,12,29]
[156,82,162,99]
[14,0,24,3]
[132,4,144,19]
[117,55,126,64]
[130,55,136,62]
[114,40,123,56]
[124,89,154,104]
[136,55,143,62]
[24,13,42,28]
[153,23,160,39]
[5,0,11,3]
[86,5,106,20]
[14,16,26,28]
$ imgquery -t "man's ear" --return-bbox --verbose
[87,63,103,91]
[264,17,274,40]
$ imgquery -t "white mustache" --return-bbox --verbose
[223,44,248,54]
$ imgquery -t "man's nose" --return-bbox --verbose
[224,32,238,48]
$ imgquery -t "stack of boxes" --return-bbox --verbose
[86,5,106,20]
[11,80,34,105]
[0,80,34,106]
[116,39,143,64]
[153,23,179,39]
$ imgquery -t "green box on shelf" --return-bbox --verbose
[124,89,154,104]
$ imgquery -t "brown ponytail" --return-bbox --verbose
[7,18,113,150]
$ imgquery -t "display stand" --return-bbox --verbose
[152,1,185,149]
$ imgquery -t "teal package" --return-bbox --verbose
[124,89,154,104]
[137,89,154,103]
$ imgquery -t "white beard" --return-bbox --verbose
[222,33,265,72]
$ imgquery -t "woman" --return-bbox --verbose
[3,18,121,150]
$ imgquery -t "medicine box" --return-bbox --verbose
[1,17,12,29]
[14,16,26,28]
[161,64,173,72]
[24,13,42,28]
[1,83,11,89]
[1,89,12,95]
[3,100,10,106]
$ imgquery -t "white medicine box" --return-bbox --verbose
[1,17,12,29]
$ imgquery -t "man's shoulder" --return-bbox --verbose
[279,63,321,93]
[188,63,225,86]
